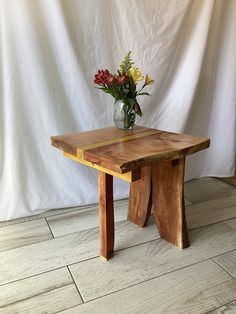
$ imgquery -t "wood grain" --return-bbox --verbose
[0,216,160,286]
[187,194,236,229]
[152,158,189,248]
[98,172,114,260]
[214,250,236,278]
[51,126,154,156]
[47,207,159,246]
[0,219,52,252]
[64,152,140,182]
[0,230,100,286]
[0,178,236,312]
[128,166,152,227]
[76,128,159,159]
[47,199,128,238]
[51,126,210,258]
[66,260,236,314]
[184,177,236,204]
[51,126,210,174]
[83,130,210,174]
[0,268,82,314]
[69,222,236,302]
[114,216,159,251]
[224,218,236,230]
[209,300,236,313]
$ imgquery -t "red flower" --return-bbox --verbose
[94,69,115,86]
[116,73,128,85]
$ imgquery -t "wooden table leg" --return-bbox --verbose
[128,166,152,227]
[152,157,189,249]
[98,171,114,260]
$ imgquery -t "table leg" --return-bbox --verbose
[152,157,189,249]
[98,171,114,260]
[128,166,152,227]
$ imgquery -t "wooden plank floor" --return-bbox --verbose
[0,178,236,313]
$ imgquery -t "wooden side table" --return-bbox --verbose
[51,126,210,260]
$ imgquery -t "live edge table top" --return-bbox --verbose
[51,126,210,175]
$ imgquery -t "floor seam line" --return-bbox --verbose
[222,221,236,231]
[45,218,55,238]
[187,219,236,232]
[0,218,235,256]
[45,199,128,221]
[204,298,236,314]
[186,192,236,206]
[0,236,55,255]
[0,266,67,287]
[0,217,41,228]
[50,216,236,240]
[77,257,225,304]
[0,282,73,310]
[211,258,236,280]
[1,239,235,288]
[67,266,85,303]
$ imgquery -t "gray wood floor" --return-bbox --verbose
[0,178,236,313]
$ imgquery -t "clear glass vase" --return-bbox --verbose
[113,100,136,129]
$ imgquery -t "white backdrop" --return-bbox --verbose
[0,0,235,220]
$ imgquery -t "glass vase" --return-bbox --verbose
[113,100,136,130]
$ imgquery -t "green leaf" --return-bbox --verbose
[119,51,134,73]
[137,92,151,96]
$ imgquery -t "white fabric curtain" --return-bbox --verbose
[1,0,235,221]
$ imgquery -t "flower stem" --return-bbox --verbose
[124,105,130,129]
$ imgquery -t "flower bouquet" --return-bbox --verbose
[94,51,154,129]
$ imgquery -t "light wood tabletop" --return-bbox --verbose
[51,126,210,260]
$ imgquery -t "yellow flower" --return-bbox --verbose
[144,74,154,86]
[129,67,144,83]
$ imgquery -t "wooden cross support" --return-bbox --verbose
[51,126,210,260]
